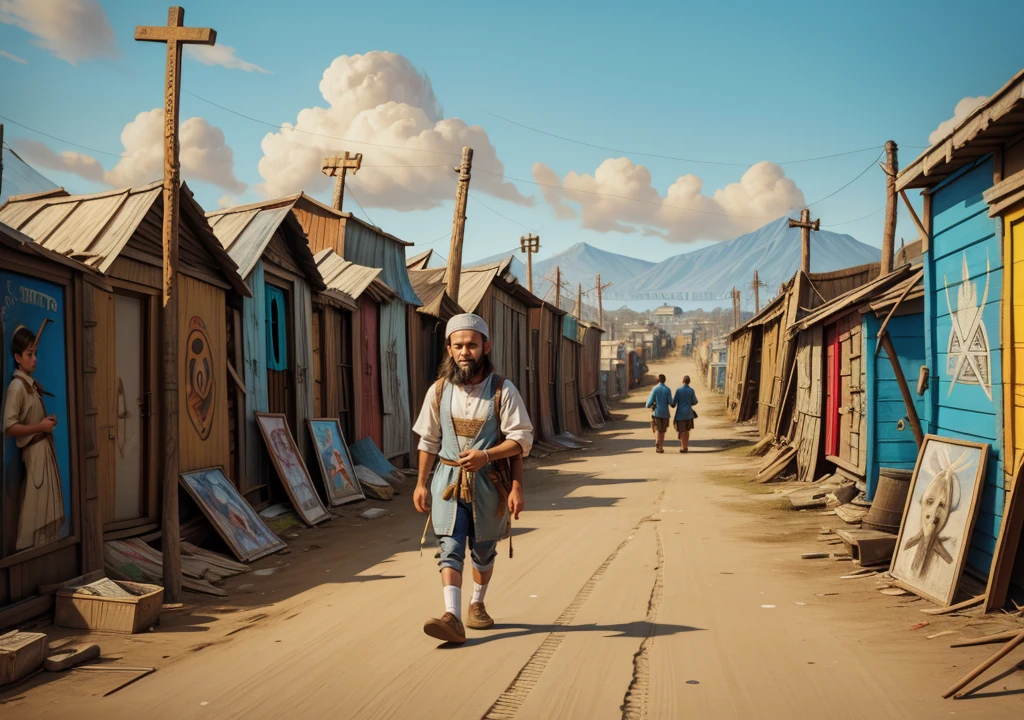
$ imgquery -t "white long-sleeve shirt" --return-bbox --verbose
[413,375,534,457]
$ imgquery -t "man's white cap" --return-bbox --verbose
[446,313,489,339]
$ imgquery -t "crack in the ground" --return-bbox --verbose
[620,520,664,720]
[481,493,665,720]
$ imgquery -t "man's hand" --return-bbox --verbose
[39,415,57,433]
[507,482,524,520]
[457,448,488,473]
[413,484,430,514]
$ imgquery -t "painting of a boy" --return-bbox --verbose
[3,327,64,552]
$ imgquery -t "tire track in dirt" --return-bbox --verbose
[481,493,664,720]
[620,523,664,720]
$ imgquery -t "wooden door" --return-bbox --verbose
[359,298,383,449]
[824,324,841,456]
[111,294,145,524]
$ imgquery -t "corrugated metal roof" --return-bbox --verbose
[342,218,420,305]
[207,200,325,290]
[0,181,250,297]
[457,261,502,312]
[789,265,913,335]
[408,267,460,320]
[315,249,396,304]
[0,220,101,276]
[407,248,433,270]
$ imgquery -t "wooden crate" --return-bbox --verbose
[55,581,163,634]
[0,630,47,685]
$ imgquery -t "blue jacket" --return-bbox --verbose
[645,383,673,419]
[672,385,698,421]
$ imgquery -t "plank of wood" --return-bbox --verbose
[0,594,54,631]
[920,595,985,616]
[950,631,1023,648]
[944,629,1024,698]
[38,569,106,595]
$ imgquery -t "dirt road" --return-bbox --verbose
[5,356,1023,718]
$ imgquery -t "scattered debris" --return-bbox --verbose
[840,571,879,580]
[920,595,985,616]
[880,587,911,596]
[801,552,829,560]
[43,644,100,672]
[359,508,389,520]
[909,622,930,631]
[926,630,956,640]
[944,629,1024,699]
[0,630,47,685]
[355,465,396,500]
[950,630,1023,648]
[253,568,279,576]
[259,504,292,519]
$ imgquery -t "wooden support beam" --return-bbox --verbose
[879,331,923,448]
[899,189,929,246]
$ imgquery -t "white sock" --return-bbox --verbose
[443,585,462,619]
[471,582,488,604]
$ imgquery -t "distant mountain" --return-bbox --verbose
[608,216,880,306]
[1,145,59,205]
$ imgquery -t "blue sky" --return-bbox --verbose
[2,0,1022,268]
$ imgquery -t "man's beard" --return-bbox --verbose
[452,355,485,386]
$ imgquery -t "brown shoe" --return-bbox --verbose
[423,612,466,644]
[466,602,494,630]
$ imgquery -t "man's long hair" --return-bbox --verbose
[437,351,494,385]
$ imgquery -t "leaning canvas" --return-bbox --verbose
[179,467,285,562]
[256,413,331,526]
[890,435,988,606]
[307,419,364,506]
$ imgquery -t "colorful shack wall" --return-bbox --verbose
[924,157,1005,573]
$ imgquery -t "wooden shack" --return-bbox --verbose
[578,322,605,428]
[458,259,542,407]
[559,314,584,437]
[206,200,327,505]
[0,183,248,543]
[897,69,1024,610]
[315,249,397,452]
[0,220,106,611]
[530,301,569,448]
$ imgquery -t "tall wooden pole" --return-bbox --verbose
[520,233,539,294]
[445,146,473,303]
[788,209,820,275]
[135,6,216,603]
[554,266,561,311]
[596,274,612,329]
[0,124,5,198]
[322,151,363,212]
[575,282,583,320]
[752,269,768,314]
[880,140,899,277]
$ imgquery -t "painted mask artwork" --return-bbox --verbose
[944,253,991,400]
[186,316,215,440]
[901,445,971,575]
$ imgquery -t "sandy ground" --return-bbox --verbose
[3,355,1024,719]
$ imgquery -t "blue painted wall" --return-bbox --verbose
[864,312,926,500]
[924,157,1005,573]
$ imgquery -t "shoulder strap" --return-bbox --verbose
[493,374,506,440]
[433,378,445,412]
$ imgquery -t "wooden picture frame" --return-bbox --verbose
[306,419,364,506]
[179,467,285,562]
[255,413,331,526]
[890,435,989,606]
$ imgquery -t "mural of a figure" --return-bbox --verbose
[3,326,64,551]
[944,253,992,400]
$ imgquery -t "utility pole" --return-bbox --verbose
[0,124,5,199]
[596,273,613,329]
[520,233,540,293]
[731,287,741,329]
[788,209,820,275]
[322,151,363,211]
[752,269,768,313]
[135,5,217,603]
[554,266,561,311]
[445,147,473,303]
[880,140,898,277]
[575,282,583,320]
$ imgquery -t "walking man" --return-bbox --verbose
[413,313,532,644]
[645,374,672,454]
[672,375,699,453]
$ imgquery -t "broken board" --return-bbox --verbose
[835,528,897,567]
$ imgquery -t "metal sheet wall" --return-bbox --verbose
[359,297,384,449]
[380,301,410,460]
[293,279,315,460]
[242,261,270,496]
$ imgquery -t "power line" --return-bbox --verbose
[0,114,127,158]
[805,150,885,207]
[480,108,887,166]
[342,183,375,227]
[469,195,536,232]
[822,205,885,227]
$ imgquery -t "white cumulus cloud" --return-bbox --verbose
[15,139,105,183]
[0,0,116,65]
[186,44,270,74]
[928,96,989,145]
[105,109,247,194]
[256,51,530,210]
[532,159,805,243]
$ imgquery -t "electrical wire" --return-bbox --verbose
[342,183,375,227]
[469,195,537,232]
[805,150,885,207]
[822,205,885,227]
[0,114,128,158]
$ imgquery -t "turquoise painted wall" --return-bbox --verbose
[924,157,1005,574]
[864,312,926,500]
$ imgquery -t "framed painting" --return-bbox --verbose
[307,419,364,506]
[890,435,989,606]
[179,467,285,562]
[256,413,331,526]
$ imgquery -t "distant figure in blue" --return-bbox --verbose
[645,374,673,454]
[672,375,699,453]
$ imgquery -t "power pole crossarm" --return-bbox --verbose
[322,151,363,212]
[788,209,820,274]
[520,233,540,294]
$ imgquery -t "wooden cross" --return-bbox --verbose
[520,233,540,293]
[135,6,216,605]
[788,209,820,275]
[322,151,363,211]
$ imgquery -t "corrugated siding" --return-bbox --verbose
[293,278,315,460]
[560,335,582,436]
[380,301,411,459]
[342,221,420,305]
[359,297,384,448]
[865,312,926,499]
[580,326,602,398]
[243,261,270,494]
[925,157,1005,573]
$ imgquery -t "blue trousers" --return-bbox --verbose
[437,500,498,574]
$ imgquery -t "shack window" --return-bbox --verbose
[265,285,288,371]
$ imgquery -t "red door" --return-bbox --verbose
[825,323,841,457]
[359,298,384,449]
